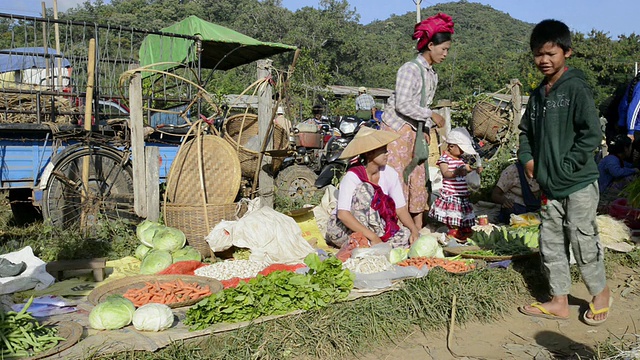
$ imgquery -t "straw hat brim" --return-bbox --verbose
[339,128,400,159]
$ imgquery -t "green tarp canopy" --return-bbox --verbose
[139,15,296,72]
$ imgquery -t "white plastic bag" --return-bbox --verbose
[207,207,315,265]
[0,246,55,295]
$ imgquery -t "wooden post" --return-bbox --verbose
[53,0,62,90]
[81,38,96,230]
[145,146,159,221]
[257,59,274,208]
[129,64,147,218]
[510,79,522,133]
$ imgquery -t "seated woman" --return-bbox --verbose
[326,127,420,248]
[491,162,541,223]
[598,134,639,207]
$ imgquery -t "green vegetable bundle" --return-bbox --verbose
[185,253,353,330]
[468,226,536,256]
[1,297,66,358]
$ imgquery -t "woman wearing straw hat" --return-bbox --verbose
[326,127,421,248]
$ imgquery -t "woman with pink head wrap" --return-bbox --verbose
[380,12,454,229]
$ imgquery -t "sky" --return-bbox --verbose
[2,0,638,38]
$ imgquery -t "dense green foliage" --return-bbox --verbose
[3,0,637,120]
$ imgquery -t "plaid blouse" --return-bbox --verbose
[382,55,438,131]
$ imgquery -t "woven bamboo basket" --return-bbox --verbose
[223,113,289,177]
[471,101,510,143]
[164,202,247,257]
[88,274,223,308]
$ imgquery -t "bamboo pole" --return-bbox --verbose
[81,38,96,230]
[41,2,50,89]
[53,0,62,89]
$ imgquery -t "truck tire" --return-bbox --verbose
[275,165,318,203]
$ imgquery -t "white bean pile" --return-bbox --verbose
[343,255,393,274]
[195,260,268,280]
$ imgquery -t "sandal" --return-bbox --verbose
[518,302,570,320]
[582,297,613,326]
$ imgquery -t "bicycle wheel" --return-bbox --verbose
[42,145,135,228]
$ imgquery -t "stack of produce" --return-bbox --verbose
[122,280,212,307]
[1,297,66,358]
[397,257,475,273]
[185,253,353,329]
[135,220,201,274]
[468,225,539,257]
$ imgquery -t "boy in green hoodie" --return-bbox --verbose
[517,19,611,325]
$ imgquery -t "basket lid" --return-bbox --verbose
[166,135,241,204]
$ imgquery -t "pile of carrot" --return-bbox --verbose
[122,279,212,307]
[397,257,475,273]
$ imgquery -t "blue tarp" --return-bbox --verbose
[0,47,71,73]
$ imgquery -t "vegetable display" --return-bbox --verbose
[194,260,268,280]
[408,234,445,258]
[135,221,194,274]
[397,257,476,273]
[0,297,66,358]
[132,304,174,332]
[139,249,174,275]
[122,280,212,307]
[171,246,201,263]
[185,253,353,329]
[467,225,538,256]
[88,295,136,330]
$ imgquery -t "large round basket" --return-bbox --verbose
[164,202,247,258]
[223,113,289,177]
[443,246,539,261]
[88,274,223,308]
[471,101,510,143]
[165,135,241,205]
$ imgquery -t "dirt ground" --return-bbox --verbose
[357,266,640,360]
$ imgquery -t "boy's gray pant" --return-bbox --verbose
[539,181,606,296]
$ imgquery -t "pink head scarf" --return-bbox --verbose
[413,12,455,51]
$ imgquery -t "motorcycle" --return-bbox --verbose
[314,115,380,188]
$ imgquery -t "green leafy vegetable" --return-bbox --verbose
[89,295,136,330]
[185,254,353,329]
[139,249,173,274]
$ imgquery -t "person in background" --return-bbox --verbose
[517,19,611,325]
[598,134,639,207]
[303,104,329,130]
[355,86,375,120]
[381,13,452,230]
[274,106,291,134]
[326,127,420,248]
[428,128,477,241]
[492,162,541,223]
[618,71,640,145]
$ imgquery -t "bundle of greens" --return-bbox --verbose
[185,253,353,330]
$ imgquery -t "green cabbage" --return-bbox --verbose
[151,227,186,252]
[137,220,162,247]
[171,246,201,263]
[389,248,409,264]
[132,303,174,332]
[135,244,152,260]
[89,295,135,330]
[139,249,173,274]
[408,235,444,258]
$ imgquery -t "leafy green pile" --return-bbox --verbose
[468,226,535,256]
[185,253,353,330]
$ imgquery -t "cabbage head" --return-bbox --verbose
[139,249,173,274]
[89,295,135,330]
[389,248,409,264]
[151,227,186,252]
[137,220,163,247]
[132,303,174,331]
[408,235,444,258]
[135,244,152,260]
[171,246,201,263]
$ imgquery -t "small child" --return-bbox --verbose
[428,127,478,241]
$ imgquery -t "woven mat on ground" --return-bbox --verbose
[45,285,398,359]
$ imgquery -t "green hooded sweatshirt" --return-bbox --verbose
[518,68,602,199]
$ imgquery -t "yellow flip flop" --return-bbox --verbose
[582,297,613,326]
[518,302,570,320]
